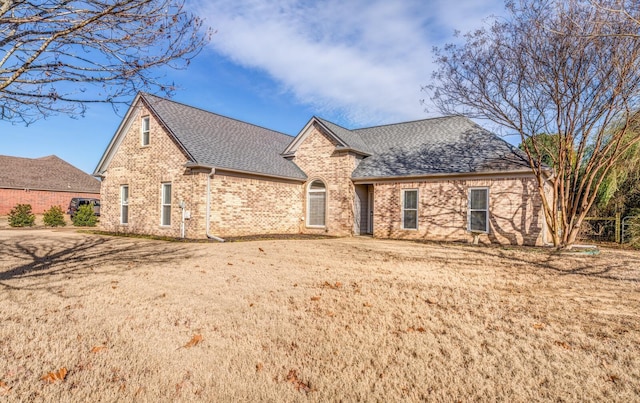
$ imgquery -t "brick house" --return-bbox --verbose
[0,155,100,215]
[94,93,547,245]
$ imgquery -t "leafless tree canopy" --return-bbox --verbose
[0,0,210,124]
[591,0,640,36]
[429,0,640,248]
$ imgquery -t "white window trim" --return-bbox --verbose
[401,189,418,230]
[468,187,490,233]
[161,182,171,227]
[306,179,327,228]
[120,185,129,225]
[141,116,150,146]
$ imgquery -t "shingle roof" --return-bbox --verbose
[338,116,531,178]
[0,155,101,193]
[141,94,306,180]
[315,117,371,155]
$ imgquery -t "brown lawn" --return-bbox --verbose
[0,229,639,402]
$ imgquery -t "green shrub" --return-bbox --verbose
[72,203,98,227]
[43,205,66,227]
[8,204,35,227]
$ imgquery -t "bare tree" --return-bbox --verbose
[429,0,640,248]
[589,0,640,37]
[0,0,210,124]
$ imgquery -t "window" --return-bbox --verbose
[141,116,150,146]
[402,189,418,230]
[161,183,171,226]
[120,185,129,224]
[468,188,489,233]
[307,180,326,227]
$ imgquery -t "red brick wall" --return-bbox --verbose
[0,188,100,215]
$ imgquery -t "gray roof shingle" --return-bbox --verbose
[343,116,530,178]
[315,117,371,155]
[136,94,528,181]
[142,93,306,180]
[0,155,101,193]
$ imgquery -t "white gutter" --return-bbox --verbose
[206,170,225,242]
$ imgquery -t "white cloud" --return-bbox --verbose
[196,0,504,127]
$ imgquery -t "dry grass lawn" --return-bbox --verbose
[1,229,639,402]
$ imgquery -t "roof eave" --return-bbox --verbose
[184,162,307,182]
[351,169,537,184]
[93,93,144,175]
[282,116,350,156]
[0,185,100,193]
[334,146,371,157]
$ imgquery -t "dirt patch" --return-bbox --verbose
[0,229,639,401]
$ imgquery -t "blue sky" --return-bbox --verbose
[1,0,505,174]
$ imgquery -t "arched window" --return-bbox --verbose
[307,180,326,227]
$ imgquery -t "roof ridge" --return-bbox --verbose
[140,93,293,139]
[352,115,466,132]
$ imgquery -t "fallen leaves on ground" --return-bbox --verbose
[286,369,312,393]
[555,341,571,350]
[0,381,11,394]
[41,368,67,383]
[183,334,203,348]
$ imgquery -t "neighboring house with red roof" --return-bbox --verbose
[0,155,101,215]
[94,93,548,245]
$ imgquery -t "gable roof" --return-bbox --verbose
[282,116,371,156]
[141,94,306,180]
[346,116,530,179]
[96,93,531,183]
[95,93,307,180]
[0,155,100,193]
[315,118,371,155]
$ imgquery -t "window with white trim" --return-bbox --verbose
[468,188,489,233]
[402,189,418,230]
[161,183,171,226]
[307,180,326,227]
[141,116,150,146]
[120,185,129,224]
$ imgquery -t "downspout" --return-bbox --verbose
[206,170,225,242]
[180,201,186,239]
